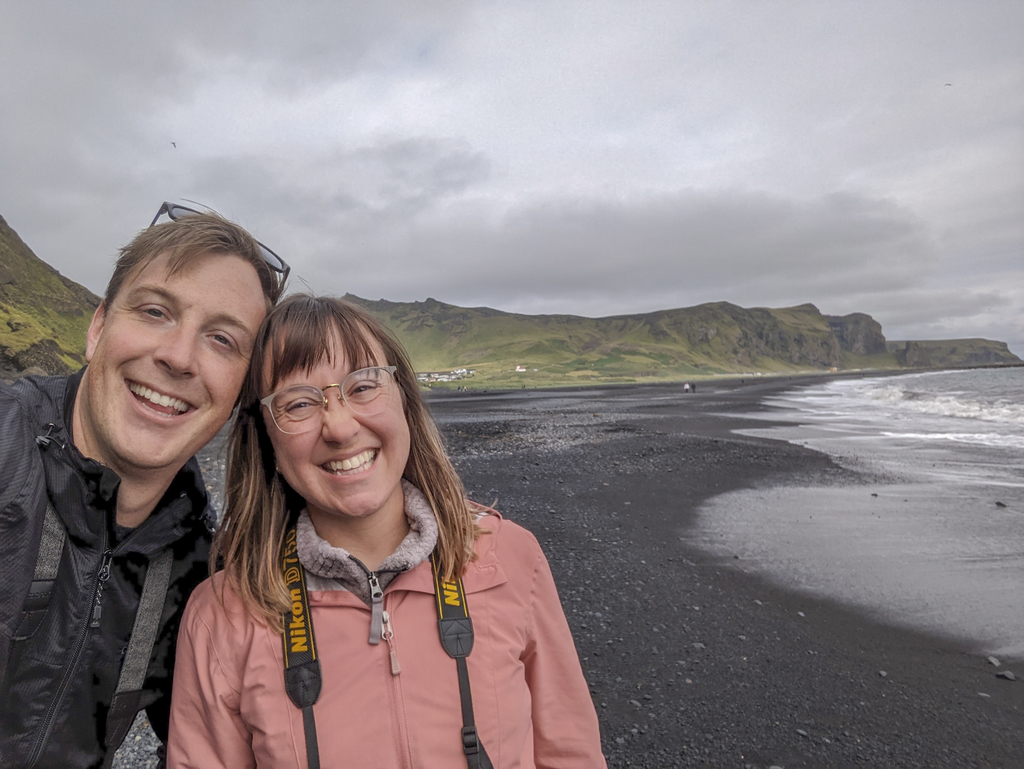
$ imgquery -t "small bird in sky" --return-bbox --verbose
[944,83,952,86]
[171,141,177,147]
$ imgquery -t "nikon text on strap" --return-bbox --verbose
[430,553,494,769]
[280,524,490,769]
[281,527,322,769]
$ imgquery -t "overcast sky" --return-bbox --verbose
[2,1,1021,353]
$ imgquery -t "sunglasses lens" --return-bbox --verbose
[164,204,199,222]
[259,245,288,273]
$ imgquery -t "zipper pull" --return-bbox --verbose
[90,551,113,628]
[367,573,384,645]
[382,609,401,675]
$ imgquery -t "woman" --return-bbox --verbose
[167,295,605,768]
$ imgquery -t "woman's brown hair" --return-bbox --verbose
[212,294,478,625]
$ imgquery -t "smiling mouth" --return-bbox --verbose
[128,381,192,415]
[323,449,377,475]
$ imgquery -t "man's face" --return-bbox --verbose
[75,251,267,479]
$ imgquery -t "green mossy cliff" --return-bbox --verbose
[347,295,1021,383]
[0,214,99,378]
[1,210,1019,382]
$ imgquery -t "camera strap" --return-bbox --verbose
[281,527,322,769]
[281,529,492,769]
[430,553,494,769]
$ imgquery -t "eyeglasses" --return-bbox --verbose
[260,366,398,434]
[150,201,291,280]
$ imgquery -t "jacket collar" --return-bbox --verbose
[387,511,508,596]
[20,370,212,550]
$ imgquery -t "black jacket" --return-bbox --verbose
[0,371,213,768]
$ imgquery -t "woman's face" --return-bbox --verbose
[263,333,411,536]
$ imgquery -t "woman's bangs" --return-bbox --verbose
[264,299,383,390]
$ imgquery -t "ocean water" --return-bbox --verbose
[692,367,1024,659]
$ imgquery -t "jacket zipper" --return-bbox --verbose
[348,555,404,646]
[90,551,114,627]
[382,593,414,769]
[367,572,385,645]
[27,526,109,767]
[26,507,170,766]
[345,557,413,766]
[381,609,400,675]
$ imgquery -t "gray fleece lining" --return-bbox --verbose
[297,480,439,604]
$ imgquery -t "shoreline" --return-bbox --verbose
[420,362,1024,395]
[430,378,1023,767]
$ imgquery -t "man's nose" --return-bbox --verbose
[155,325,198,376]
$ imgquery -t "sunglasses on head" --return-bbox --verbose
[150,201,290,280]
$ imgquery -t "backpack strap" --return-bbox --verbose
[13,501,66,640]
[281,527,322,769]
[102,547,174,764]
[431,553,494,769]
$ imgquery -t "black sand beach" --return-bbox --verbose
[430,377,1023,768]
[116,376,1023,768]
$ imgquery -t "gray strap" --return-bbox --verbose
[14,502,66,640]
[36,503,65,578]
[103,548,174,754]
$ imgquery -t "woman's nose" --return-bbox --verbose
[319,393,359,440]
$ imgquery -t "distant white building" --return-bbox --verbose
[416,368,477,383]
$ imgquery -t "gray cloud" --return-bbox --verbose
[1,1,1021,353]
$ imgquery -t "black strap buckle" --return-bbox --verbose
[461,726,480,754]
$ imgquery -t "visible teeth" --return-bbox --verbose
[129,382,188,413]
[325,449,376,473]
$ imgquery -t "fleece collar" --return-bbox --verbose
[297,480,439,603]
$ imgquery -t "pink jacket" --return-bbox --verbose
[167,513,606,768]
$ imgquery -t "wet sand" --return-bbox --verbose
[429,377,1023,768]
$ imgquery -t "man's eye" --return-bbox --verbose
[211,333,234,349]
[144,308,166,319]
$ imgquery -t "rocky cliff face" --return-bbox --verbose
[827,313,888,356]
[0,214,99,378]
[888,339,1021,368]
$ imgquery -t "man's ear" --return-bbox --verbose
[85,302,108,362]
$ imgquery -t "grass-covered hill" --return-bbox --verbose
[1,210,1019,385]
[346,295,1019,387]
[0,214,99,378]
[348,295,875,381]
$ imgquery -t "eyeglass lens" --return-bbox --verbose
[269,367,394,433]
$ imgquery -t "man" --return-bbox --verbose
[0,204,288,767]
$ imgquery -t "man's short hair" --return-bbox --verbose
[104,212,286,308]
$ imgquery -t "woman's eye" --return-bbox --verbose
[346,380,382,399]
[284,399,318,414]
